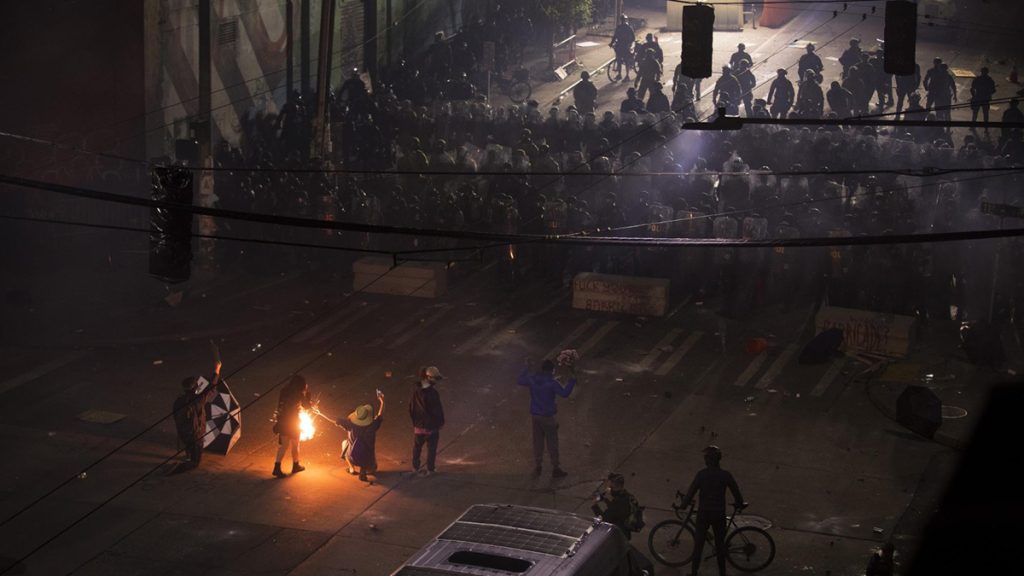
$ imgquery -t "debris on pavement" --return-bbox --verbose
[152,360,163,365]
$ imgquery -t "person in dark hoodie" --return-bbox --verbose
[410,366,446,476]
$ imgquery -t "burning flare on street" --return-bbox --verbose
[299,408,316,441]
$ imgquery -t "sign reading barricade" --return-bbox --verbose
[815,306,916,358]
[572,273,670,317]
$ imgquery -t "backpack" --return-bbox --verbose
[625,492,646,533]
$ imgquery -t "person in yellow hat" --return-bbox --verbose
[333,390,385,482]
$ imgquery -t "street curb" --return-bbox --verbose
[863,376,963,451]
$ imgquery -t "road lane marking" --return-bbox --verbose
[388,304,453,348]
[655,331,704,377]
[307,303,380,345]
[576,321,620,357]
[367,306,432,347]
[734,351,768,387]
[0,351,87,395]
[471,296,566,354]
[291,303,358,343]
[639,329,683,371]
[543,319,596,362]
[812,358,846,397]
[754,345,799,389]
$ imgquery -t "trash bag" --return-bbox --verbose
[799,327,844,364]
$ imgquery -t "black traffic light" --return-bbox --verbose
[149,165,194,283]
[681,4,714,79]
[884,0,917,75]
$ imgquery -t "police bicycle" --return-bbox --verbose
[491,67,532,104]
[647,492,776,571]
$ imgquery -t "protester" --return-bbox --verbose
[714,65,742,116]
[273,374,312,478]
[410,366,445,476]
[679,446,747,576]
[172,357,222,473]
[517,358,577,478]
[767,68,794,118]
[970,67,997,125]
[592,472,643,541]
[335,390,385,482]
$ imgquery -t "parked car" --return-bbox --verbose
[391,503,653,575]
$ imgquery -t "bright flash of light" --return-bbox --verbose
[299,408,316,441]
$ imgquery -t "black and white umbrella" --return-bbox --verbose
[203,379,242,454]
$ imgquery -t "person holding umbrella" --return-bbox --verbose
[172,354,222,473]
[334,390,386,482]
[273,374,312,478]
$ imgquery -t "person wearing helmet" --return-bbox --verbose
[609,15,636,81]
[172,355,223,473]
[840,38,862,80]
[730,43,752,71]
[677,446,747,576]
[714,65,742,116]
[798,43,823,83]
[767,68,794,118]
[573,70,598,115]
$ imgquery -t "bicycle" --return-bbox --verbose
[647,492,776,572]
[491,67,532,104]
[607,42,637,83]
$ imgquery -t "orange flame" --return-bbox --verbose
[299,408,316,441]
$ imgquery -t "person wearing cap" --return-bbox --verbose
[609,15,636,81]
[736,60,756,117]
[635,47,662,101]
[796,69,825,119]
[273,374,312,478]
[840,38,862,80]
[334,390,385,482]
[573,70,598,115]
[798,43,823,84]
[172,357,222,473]
[518,358,577,478]
[591,473,636,540]
[409,366,445,476]
[729,43,752,72]
[677,446,747,576]
[767,68,794,118]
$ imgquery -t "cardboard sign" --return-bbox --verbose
[815,306,916,358]
[572,273,670,316]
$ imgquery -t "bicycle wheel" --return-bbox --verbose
[509,81,531,104]
[647,519,696,567]
[724,526,776,572]
[607,59,618,82]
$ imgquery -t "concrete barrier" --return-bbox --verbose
[352,257,447,298]
[815,306,917,358]
[572,273,670,316]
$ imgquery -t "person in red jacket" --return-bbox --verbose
[409,366,446,476]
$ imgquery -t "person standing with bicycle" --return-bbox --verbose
[678,445,747,576]
[609,15,635,82]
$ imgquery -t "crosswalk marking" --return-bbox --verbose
[291,303,358,343]
[388,304,453,349]
[468,297,566,355]
[307,303,380,345]
[576,321,620,357]
[543,319,597,362]
[811,358,846,397]
[654,331,704,377]
[734,351,768,387]
[754,345,798,390]
[639,329,683,371]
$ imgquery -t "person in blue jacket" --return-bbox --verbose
[517,358,577,478]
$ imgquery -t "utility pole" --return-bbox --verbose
[197,0,216,271]
[286,0,294,95]
[301,0,311,96]
[311,0,337,163]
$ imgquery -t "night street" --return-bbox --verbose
[2,1,1022,575]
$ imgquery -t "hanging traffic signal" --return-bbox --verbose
[149,165,194,283]
[884,0,917,75]
[681,4,715,79]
